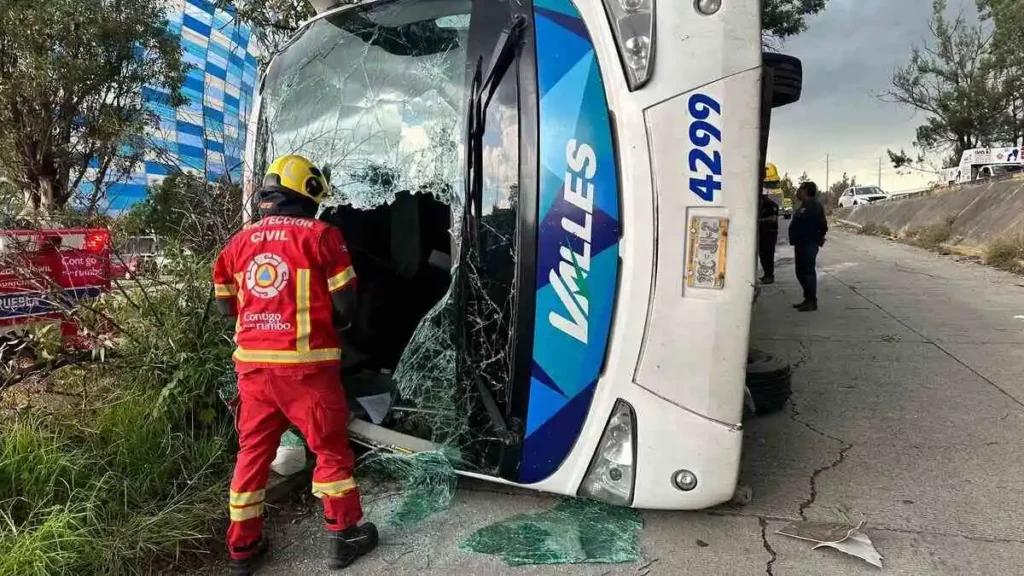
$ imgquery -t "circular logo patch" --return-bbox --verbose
[245,253,289,299]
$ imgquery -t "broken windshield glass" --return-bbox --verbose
[257,0,526,474]
[260,0,471,211]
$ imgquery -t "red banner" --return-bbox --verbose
[0,229,112,329]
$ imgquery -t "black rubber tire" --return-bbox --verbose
[763,53,802,109]
[745,349,792,416]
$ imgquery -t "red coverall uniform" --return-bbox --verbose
[214,214,361,561]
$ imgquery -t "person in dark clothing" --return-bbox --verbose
[758,194,780,284]
[788,181,828,311]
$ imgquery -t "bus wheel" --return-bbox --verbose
[744,349,792,416]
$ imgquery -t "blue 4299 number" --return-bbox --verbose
[687,93,723,202]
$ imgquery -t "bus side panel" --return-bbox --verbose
[519,0,621,485]
[634,69,762,426]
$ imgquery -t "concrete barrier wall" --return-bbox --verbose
[834,178,1024,248]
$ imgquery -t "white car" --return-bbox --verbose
[838,186,887,208]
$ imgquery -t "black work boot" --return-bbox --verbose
[761,275,775,285]
[228,539,270,576]
[328,522,379,569]
[797,300,818,312]
[792,301,806,309]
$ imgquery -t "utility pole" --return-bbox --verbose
[825,153,830,191]
[878,157,882,188]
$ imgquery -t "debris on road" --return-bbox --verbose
[777,520,883,568]
[358,450,458,528]
[461,498,643,566]
[729,484,753,506]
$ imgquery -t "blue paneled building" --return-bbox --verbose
[101,0,260,211]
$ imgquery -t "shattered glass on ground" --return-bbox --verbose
[461,498,645,566]
[357,450,458,528]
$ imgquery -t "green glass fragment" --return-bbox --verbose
[461,498,643,566]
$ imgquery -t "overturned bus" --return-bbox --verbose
[244,0,802,509]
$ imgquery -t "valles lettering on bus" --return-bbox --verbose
[549,139,597,345]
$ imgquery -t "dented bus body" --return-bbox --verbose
[246,0,801,509]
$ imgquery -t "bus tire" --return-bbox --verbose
[763,53,802,108]
[745,349,792,416]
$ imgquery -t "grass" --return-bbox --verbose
[906,220,954,249]
[0,385,232,574]
[858,222,893,237]
[0,250,236,574]
[985,234,1024,274]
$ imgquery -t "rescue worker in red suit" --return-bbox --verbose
[214,155,378,575]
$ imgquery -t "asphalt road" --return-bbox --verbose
[256,229,1024,575]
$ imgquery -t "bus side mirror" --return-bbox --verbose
[763,53,802,109]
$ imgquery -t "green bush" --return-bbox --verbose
[985,234,1024,274]
[858,222,893,237]
[0,247,237,573]
[906,220,953,249]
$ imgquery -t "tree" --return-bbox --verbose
[978,0,1024,146]
[122,173,243,254]
[823,172,855,208]
[880,0,1007,165]
[780,173,797,200]
[220,1,315,62]
[763,0,828,46]
[0,0,186,215]
[798,171,811,185]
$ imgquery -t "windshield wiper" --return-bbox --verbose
[459,15,527,446]
[464,15,527,251]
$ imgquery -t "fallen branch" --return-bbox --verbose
[1,350,98,393]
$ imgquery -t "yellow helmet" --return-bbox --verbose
[262,155,330,204]
[764,163,781,189]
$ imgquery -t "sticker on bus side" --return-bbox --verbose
[687,93,723,202]
[523,0,621,485]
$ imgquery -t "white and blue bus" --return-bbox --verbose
[246,0,802,509]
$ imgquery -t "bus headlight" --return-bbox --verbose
[578,400,637,506]
[601,0,656,90]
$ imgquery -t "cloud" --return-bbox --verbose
[768,0,978,192]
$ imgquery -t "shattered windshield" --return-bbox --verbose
[257,0,526,474]
[259,0,472,210]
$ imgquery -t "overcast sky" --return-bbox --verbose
[767,0,980,192]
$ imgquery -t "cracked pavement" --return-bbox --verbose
[252,229,1024,575]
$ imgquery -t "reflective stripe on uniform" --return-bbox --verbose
[229,502,264,522]
[296,268,311,352]
[233,347,342,364]
[327,267,356,292]
[215,283,237,297]
[233,274,243,345]
[312,477,357,498]
[229,489,265,506]
[233,272,245,306]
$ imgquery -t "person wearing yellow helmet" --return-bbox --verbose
[215,155,378,574]
[257,154,332,217]
[759,164,782,284]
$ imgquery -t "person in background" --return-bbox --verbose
[788,181,828,311]
[759,163,782,284]
[758,192,780,284]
